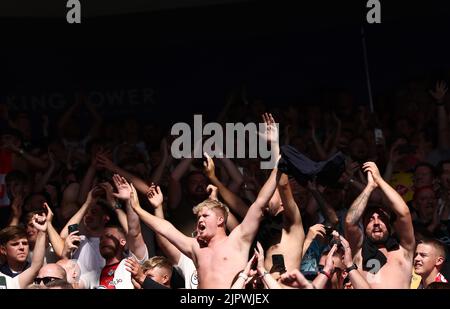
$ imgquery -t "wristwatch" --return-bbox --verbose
[345,263,358,273]
[113,201,122,210]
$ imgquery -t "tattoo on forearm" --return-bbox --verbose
[347,192,370,225]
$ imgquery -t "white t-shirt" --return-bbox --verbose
[72,236,104,278]
[81,246,149,289]
[174,253,198,289]
[0,272,20,289]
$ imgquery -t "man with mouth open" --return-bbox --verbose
[131,113,281,288]
[344,162,416,288]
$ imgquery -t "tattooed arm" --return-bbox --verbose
[344,171,378,255]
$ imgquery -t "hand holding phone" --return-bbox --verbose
[271,254,286,274]
[68,224,80,246]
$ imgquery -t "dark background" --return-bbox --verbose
[1,0,450,123]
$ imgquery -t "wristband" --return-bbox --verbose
[345,263,358,273]
[319,269,331,280]
[238,273,248,281]
[259,270,270,278]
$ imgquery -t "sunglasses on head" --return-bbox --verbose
[34,276,60,285]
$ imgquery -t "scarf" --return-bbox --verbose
[361,236,399,273]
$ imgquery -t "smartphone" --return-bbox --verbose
[0,276,7,289]
[271,254,286,274]
[68,224,80,246]
[374,128,384,145]
[68,224,79,234]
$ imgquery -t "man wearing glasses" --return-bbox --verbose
[33,263,67,287]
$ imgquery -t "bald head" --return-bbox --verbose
[56,259,81,283]
[38,263,67,281]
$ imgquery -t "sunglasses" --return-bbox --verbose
[34,276,61,285]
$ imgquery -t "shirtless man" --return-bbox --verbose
[131,163,279,288]
[344,162,415,288]
[202,154,304,277]
[258,174,304,280]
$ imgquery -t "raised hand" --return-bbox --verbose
[32,213,48,232]
[10,195,23,219]
[254,242,266,274]
[130,183,141,210]
[323,244,337,275]
[96,152,116,171]
[430,80,448,104]
[98,182,116,206]
[261,113,279,144]
[64,230,81,253]
[43,202,54,223]
[86,186,103,205]
[203,152,216,179]
[363,162,382,185]
[307,224,326,240]
[207,184,219,201]
[146,184,163,209]
[339,236,354,268]
[112,174,132,201]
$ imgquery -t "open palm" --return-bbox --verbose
[112,174,131,200]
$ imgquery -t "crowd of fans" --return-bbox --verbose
[0,78,449,289]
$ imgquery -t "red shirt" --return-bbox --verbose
[99,262,120,289]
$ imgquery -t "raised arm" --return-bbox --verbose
[430,81,449,150]
[340,235,370,289]
[99,182,128,233]
[235,167,280,243]
[344,170,377,254]
[129,187,195,260]
[18,214,47,288]
[204,152,249,219]
[43,203,65,258]
[217,156,244,193]
[168,157,195,209]
[235,113,280,243]
[307,181,339,227]
[207,184,240,232]
[60,187,99,239]
[4,143,48,170]
[7,195,23,227]
[278,174,303,228]
[122,180,147,261]
[149,137,173,184]
[77,148,105,205]
[362,162,415,254]
[33,151,56,193]
[146,185,181,265]
[96,153,151,196]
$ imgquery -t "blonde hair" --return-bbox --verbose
[192,199,230,224]
[142,256,172,274]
